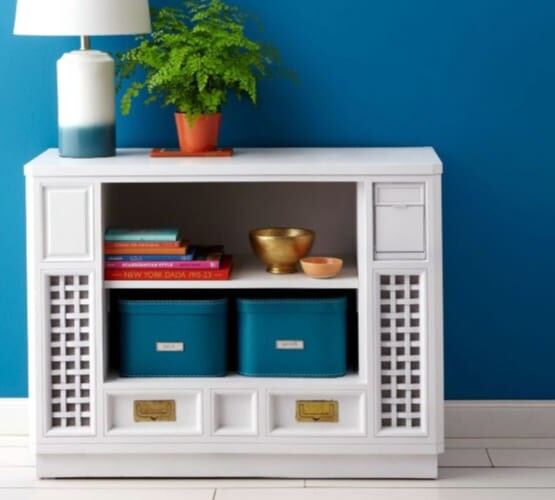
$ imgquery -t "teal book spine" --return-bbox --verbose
[105,227,180,242]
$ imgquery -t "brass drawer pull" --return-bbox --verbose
[296,400,338,423]
[134,400,176,422]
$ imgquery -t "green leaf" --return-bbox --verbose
[115,0,296,117]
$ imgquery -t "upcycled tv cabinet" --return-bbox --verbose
[24,148,443,478]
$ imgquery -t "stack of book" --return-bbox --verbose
[103,227,232,280]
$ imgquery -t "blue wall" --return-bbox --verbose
[2,0,555,399]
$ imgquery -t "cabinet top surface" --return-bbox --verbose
[24,147,442,178]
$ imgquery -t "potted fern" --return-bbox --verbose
[117,0,283,153]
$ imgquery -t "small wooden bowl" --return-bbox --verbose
[300,257,343,279]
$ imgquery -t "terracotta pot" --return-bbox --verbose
[174,112,221,153]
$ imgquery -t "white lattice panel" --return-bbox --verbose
[48,275,92,431]
[378,273,424,432]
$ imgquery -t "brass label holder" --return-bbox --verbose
[134,400,176,422]
[296,400,339,423]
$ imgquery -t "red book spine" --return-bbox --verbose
[105,256,232,280]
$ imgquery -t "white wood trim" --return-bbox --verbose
[445,401,555,438]
[24,148,443,178]
[4,399,555,439]
[36,453,438,478]
[0,399,29,436]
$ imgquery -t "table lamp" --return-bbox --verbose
[14,0,151,158]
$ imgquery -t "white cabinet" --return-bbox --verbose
[24,147,443,478]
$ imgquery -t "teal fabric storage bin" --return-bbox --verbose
[237,297,347,377]
[118,299,227,377]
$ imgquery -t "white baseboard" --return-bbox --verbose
[0,399,29,435]
[2,399,555,438]
[445,401,555,438]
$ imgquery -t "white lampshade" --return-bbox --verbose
[14,0,151,36]
[14,0,151,158]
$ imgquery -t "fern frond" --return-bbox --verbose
[115,0,295,116]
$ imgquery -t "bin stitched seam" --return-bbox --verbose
[237,371,347,377]
[120,372,227,377]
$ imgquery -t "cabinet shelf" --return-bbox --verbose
[104,254,358,289]
[104,371,365,389]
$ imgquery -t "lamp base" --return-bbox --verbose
[57,50,116,158]
[59,123,115,158]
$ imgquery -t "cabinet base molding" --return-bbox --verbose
[0,398,28,436]
[36,453,438,479]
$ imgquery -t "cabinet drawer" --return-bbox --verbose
[105,391,202,436]
[375,205,425,253]
[375,184,424,205]
[267,391,366,437]
[374,183,425,260]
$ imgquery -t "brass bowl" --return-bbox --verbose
[249,227,315,274]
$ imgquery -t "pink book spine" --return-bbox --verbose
[105,260,220,270]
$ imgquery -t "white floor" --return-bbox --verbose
[2,437,555,499]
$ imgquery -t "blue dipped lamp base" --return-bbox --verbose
[59,123,115,158]
[57,50,116,158]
